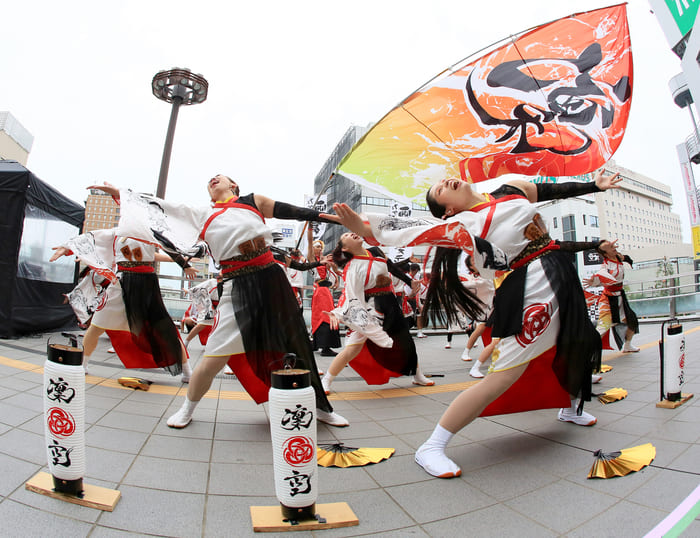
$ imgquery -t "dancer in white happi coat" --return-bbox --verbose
[333,170,621,477]
[51,230,194,380]
[584,239,639,352]
[183,276,221,349]
[321,233,433,393]
[91,176,347,428]
[458,256,497,378]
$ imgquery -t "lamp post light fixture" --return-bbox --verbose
[152,68,208,198]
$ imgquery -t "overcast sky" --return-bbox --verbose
[2,1,694,240]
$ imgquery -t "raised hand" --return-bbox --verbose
[87,181,120,199]
[333,203,372,237]
[593,170,622,191]
[49,246,72,262]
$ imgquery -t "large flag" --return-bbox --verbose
[337,4,632,204]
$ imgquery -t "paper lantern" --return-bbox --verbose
[269,367,317,521]
[662,323,685,401]
[44,335,86,496]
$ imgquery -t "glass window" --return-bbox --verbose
[17,205,79,283]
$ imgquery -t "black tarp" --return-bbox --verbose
[0,161,84,338]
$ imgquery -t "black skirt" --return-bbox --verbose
[227,263,333,412]
[490,251,601,404]
[119,271,183,376]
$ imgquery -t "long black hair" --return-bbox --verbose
[332,238,354,269]
[422,247,486,327]
[421,187,485,327]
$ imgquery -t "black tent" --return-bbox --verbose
[0,161,85,338]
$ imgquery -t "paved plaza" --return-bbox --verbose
[0,321,698,537]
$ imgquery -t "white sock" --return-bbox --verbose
[322,372,335,392]
[182,361,193,378]
[167,397,198,427]
[415,424,461,477]
[424,424,454,450]
[413,365,433,385]
[562,398,578,415]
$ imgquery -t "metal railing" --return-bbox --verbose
[620,268,700,320]
[156,267,700,327]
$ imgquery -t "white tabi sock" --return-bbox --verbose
[412,365,434,385]
[181,361,193,382]
[167,397,198,428]
[415,424,461,478]
[321,372,335,393]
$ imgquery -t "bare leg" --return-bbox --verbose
[82,324,105,373]
[441,363,527,432]
[462,323,486,361]
[167,354,229,428]
[184,323,207,348]
[415,363,527,477]
[322,344,363,393]
[469,340,496,378]
[622,327,639,352]
[466,323,486,350]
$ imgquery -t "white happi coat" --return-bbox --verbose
[331,252,394,348]
[587,257,628,331]
[587,258,625,295]
[62,229,157,331]
[365,193,559,371]
[116,191,274,357]
[462,272,496,317]
[287,261,304,289]
[188,278,219,326]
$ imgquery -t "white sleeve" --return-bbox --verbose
[331,261,393,348]
[365,213,507,279]
[116,189,210,256]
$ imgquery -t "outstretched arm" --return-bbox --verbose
[332,203,373,238]
[254,194,339,223]
[532,170,621,203]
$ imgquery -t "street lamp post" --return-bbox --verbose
[152,68,208,198]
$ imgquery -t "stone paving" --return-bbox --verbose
[0,322,698,537]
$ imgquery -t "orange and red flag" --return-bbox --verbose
[337,4,632,202]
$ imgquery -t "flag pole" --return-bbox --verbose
[295,173,335,252]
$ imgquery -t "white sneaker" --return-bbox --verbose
[622,342,640,353]
[445,342,451,349]
[415,443,461,478]
[591,374,602,384]
[557,407,597,426]
[416,330,426,338]
[469,362,484,378]
[167,407,193,428]
[316,409,349,427]
[107,347,115,354]
[461,348,472,361]
[223,365,234,375]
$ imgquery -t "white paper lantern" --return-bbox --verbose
[269,368,317,521]
[44,337,86,496]
[663,323,686,401]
